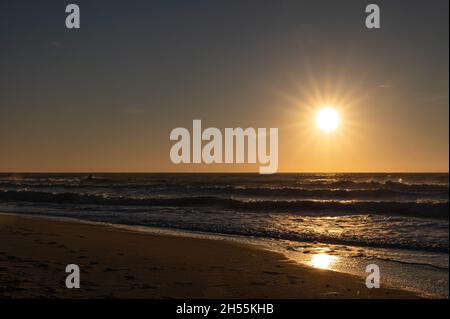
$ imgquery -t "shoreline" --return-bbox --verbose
[0,212,421,298]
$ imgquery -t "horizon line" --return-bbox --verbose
[0,171,449,174]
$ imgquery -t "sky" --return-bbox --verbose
[0,0,448,172]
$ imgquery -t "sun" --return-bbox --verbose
[316,107,340,132]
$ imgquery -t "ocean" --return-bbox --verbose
[0,173,448,297]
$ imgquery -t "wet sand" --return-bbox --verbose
[0,213,419,298]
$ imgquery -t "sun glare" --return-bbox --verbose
[316,107,340,132]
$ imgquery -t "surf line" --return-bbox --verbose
[169,120,278,174]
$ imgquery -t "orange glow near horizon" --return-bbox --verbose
[0,70,448,173]
[276,68,374,172]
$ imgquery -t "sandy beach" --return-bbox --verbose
[0,213,420,299]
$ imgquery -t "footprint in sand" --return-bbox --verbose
[250,282,266,286]
[33,262,49,269]
[209,265,224,269]
[146,266,162,271]
[175,282,193,287]
[140,284,159,290]
[321,292,340,297]
[45,287,57,294]
[263,271,280,275]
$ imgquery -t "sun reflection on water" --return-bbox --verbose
[311,253,336,270]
